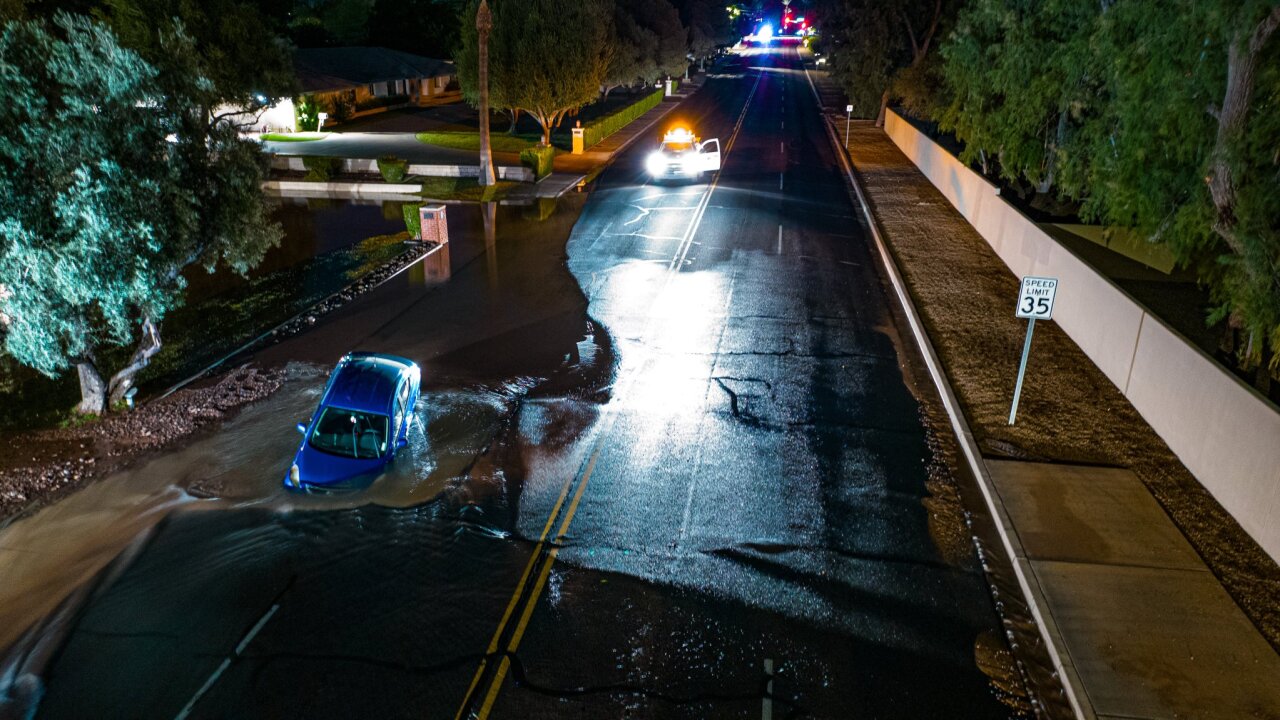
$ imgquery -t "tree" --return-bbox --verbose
[823,0,951,125]
[456,0,612,146]
[367,0,465,57]
[0,14,282,414]
[938,0,1100,188]
[97,0,296,108]
[680,0,735,69]
[476,0,495,186]
[940,0,1280,373]
[603,4,659,97]
[625,0,688,80]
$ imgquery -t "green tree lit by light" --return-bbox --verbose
[0,13,282,415]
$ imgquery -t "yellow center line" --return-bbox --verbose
[452,452,593,720]
[460,59,767,720]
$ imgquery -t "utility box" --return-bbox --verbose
[571,126,585,155]
[665,78,673,97]
[418,204,448,244]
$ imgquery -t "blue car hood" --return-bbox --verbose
[294,446,384,487]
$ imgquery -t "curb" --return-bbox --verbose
[158,242,447,399]
[802,65,1093,719]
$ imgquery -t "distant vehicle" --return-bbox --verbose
[645,126,721,182]
[284,352,421,492]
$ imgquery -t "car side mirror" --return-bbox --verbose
[396,438,408,450]
[296,422,307,435]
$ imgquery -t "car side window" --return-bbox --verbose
[392,383,404,431]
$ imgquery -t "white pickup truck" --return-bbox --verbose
[645,127,721,182]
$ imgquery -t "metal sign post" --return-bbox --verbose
[845,104,853,147]
[1008,276,1059,425]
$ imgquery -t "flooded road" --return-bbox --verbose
[2,48,1064,719]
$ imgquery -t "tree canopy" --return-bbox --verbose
[455,0,613,145]
[0,13,282,414]
[938,0,1280,367]
[822,0,951,124]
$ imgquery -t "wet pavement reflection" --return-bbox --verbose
[0,48,1057,720]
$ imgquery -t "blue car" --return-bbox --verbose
[285,352,421,492]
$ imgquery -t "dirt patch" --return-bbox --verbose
[843,120,1280,651]
[0,366,283,523]
[0,241,438,525]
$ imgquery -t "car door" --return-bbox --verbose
[698,138,721,173]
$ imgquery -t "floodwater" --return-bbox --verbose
[0,193,611,719]
[3,46,1070,719]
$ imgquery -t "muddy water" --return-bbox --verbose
[0,192,614,717]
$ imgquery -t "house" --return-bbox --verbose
[294,47,461,126]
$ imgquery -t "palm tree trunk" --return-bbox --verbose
[476,0,496,187]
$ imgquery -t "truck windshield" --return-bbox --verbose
[308,407,389,459]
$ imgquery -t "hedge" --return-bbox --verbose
[302,156,342,181]
[402,202,424,238]
[377,155,409,183]
[582,88,664,148]
[519,145,555,180]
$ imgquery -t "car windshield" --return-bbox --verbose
[308,407,389,459]
[663,141,694,153]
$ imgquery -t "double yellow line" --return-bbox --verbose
[453,63,766,720]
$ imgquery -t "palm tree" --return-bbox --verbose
[476,0,496,187]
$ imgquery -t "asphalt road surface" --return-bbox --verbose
[7,47,1032,719]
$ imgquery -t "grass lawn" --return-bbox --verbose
[419,177,520,202]
[415,131,540,153]
[261,132,327,142]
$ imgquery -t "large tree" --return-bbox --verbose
[625,0,688,80]
[938,0,1099,189]
[455,0,612,145]
[603,3,660,97]
[98,0,295,106]
[679,0,735,69]
[367,0,465,57]
[823,0,952,125]
[941,0,1280,373]
[0,14,282,414]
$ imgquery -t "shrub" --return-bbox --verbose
[330,93,354,123]
[294,96,320,131]
[356,94,409,112]
[302,156,342,181]
[402,202,424,238]
[378,155,409,183]
[582,89,663,148]
[519,144,556,180]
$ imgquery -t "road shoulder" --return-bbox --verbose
[825,113,1280,719]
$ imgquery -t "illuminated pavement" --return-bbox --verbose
[13,48,1029,719]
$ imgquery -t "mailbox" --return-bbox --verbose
[418,204,448,244]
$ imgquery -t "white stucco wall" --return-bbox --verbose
[883,109,1280,562]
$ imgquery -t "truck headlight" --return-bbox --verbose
[646,152,667,176]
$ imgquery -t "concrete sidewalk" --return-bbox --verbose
[830,107,1280,719]
[989,461,1280,719]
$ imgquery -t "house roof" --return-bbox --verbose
[294,47,456,94]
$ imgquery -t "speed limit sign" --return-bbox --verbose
[1016,276,1058,320]
[1008,276,1059,425]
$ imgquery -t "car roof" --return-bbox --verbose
[322,353,416,415]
